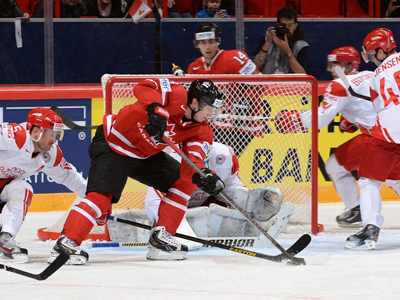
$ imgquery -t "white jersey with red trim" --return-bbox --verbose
[300,71,376,132]
[369,52,400,143]
[144,142,243,222]
[0,123,86,197]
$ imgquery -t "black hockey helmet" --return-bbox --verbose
[188,79,225,109]
[194,23,221,47]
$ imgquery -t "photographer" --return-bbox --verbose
[253,7,310,74]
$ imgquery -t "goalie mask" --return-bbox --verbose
[27,108,64,142]
[362,28,396,63]
[327,46,360,75]
[194,23,221,48]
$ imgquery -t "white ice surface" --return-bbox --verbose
[2,202,400,300]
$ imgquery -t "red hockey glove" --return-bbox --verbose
[192,169,225,196]
[274,110,306,133]
[339,116,359,133]
[144,103,170,142]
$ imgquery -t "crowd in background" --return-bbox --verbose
[1,0,399,20]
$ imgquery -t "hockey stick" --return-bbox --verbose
[0,252,69,281]
[334,66,371,101]
[50,106,99,130]
[107,216,323,265]
[161,137,313,265]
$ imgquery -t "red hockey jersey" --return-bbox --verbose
[103,78,213,181]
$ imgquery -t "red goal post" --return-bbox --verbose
[102,74,322,234]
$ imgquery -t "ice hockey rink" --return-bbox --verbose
[1,201,400,300]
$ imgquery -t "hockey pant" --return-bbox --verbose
[61,192,112,245]
[0,179,33,237]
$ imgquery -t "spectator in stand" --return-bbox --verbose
[253,7,310,74]
[33,0,91,18]
[88,0,132,18]
[0,0,30,21]
[384,0,400,17]
[196,0,230,18]
[152,0,192,18]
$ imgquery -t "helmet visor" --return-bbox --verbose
[44,128,64,141]
[361,46,375,63]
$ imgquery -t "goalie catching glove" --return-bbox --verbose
[192,168,225,196]
[274,109,306,133]
[144,103,170,142]
[339,116,359,133]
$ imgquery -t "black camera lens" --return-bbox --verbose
[275,25,289,40]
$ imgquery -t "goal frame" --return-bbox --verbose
[103,74,321,234]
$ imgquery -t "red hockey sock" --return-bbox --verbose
[61,192,112,245]
[157,200,186,235]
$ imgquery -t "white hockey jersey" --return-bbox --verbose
[301,71,376,132]
[369,52,400,143]
[144,142,243,222]
[0,123,86,197]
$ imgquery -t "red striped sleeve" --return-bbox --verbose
[53,145,64,167]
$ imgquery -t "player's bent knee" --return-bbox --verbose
[4,180,33,205]
[359,177,382,190]
[325,154,349,179]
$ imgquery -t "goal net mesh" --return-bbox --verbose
[103,74,318,233]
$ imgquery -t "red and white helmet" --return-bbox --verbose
[362,28,397,63]
[327,46,360,73]
[27,108,64,141]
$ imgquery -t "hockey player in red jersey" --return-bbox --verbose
[0,108,86,263]
[187,23,263,156]
[345,28,400,250]
[188,23,260,75]
[49,78,226,263]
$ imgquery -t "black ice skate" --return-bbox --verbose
[0,232,28,263]
[147,226,188,261]
[336,205,362,228]
[345,224,380,250]
[48,235,89,265]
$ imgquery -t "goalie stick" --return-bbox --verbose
[334,66,371,101]
[107,216,328,265]
[0,252,69,281]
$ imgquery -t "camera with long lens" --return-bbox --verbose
[275,25,289,40]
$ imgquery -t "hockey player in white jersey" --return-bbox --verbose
[144,142,284,259]
[0,108,86,263]
[274,46,400,230]
[345,28,400,250]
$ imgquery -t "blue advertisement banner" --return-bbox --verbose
[0,99,92,193]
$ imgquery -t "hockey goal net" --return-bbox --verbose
[103,74,320,234]
[38,74,321,241]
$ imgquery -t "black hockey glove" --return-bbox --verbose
[144,103,170,142]
[192,168,225,196]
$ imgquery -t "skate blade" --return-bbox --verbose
[146,248,187,261]
[0,253,28,264]
[337,221,362,228]
[344,240,376,250]
[48,253,88,265]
